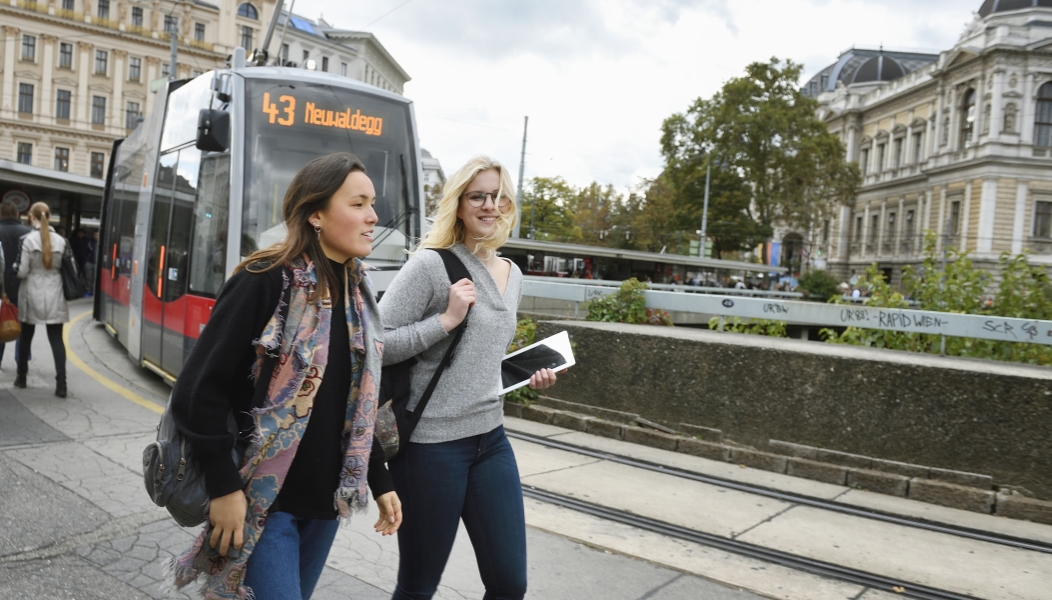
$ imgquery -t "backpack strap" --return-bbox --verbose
[406,248,472,428]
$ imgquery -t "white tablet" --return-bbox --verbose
[500,331,575,395]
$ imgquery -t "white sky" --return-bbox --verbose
[293,0,979,191]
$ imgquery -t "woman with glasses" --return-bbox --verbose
[379,156,558,600]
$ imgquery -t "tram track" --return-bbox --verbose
[507,429,1052,556]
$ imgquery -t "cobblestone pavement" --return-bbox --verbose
[0,303,761,600]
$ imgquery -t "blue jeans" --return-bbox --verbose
[244,511,340,600]
[390,425,527,600]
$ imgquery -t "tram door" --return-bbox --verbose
[141,148,197,378]
[98,147,140,344]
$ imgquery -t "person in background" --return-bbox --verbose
[0,201,30,370]
[71,228,89,277]
[379,156,559,600]
[14,202,69,397]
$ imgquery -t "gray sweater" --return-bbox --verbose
[378,243,522,443]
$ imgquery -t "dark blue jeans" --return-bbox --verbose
[390,425,527,600]
[243,511,340,600]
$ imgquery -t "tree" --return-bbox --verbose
[569,182,618,246]
[520,177,578,241]
[661,57,860,262]
[424,182,443,218]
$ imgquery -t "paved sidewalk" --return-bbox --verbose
[0,304,762,600]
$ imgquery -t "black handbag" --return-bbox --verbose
[376,249,471,462]
[60,241,86,301]
[142,274,291,527]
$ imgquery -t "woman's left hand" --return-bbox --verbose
[528,368,558,390]
[374,491,402,536]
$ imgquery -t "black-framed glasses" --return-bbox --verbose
[462,191,511,208]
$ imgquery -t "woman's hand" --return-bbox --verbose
[373,491,402,536]
[439,278,475,332]
[209,490,247,557]
[528,368,559,390]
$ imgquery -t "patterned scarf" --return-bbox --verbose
[170,255,384,599]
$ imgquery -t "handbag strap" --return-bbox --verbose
[406,248,472,429]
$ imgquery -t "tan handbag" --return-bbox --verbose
[0,275,20,343]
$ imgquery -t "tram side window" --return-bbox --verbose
[147,153,177,299]
[164,148,199,302]
[189,153,230,296]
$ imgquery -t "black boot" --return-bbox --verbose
[14,373,26,388]
[55,376,66,398]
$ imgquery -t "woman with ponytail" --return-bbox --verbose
[14,201,70,397]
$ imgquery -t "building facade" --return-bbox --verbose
[0,0,408,223]
[804,0,1052,285]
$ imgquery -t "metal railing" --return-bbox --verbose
[522,278,1052,346]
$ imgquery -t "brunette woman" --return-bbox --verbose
[379,156,558,600]
[169,152,401,600]
[14,202,69,397]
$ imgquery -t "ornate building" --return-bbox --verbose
[805,0,1052,285]
[0,0,408,223]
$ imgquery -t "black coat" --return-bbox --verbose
[0,218,31,304]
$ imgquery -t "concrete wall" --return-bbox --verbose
[536,320,1052,500]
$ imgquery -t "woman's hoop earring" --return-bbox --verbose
[313,222,322,235]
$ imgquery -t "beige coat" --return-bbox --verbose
[17,228,69,324]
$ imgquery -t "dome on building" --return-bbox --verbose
[979,0,1052,17]
[851,55,906,84]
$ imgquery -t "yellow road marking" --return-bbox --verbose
[64,310,163,414]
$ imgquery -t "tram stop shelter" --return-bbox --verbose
[0,158,104,232]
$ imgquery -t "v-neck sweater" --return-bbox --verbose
[378,243,522,443]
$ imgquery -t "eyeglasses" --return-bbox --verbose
[462,191,511,208]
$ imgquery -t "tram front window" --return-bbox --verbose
[243,80,417,262]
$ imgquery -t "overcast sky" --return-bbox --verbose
[294,0,979,191]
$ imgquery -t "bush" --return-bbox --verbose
[586,278,672,325]
[709,316,787,337]
[798,269,840,299]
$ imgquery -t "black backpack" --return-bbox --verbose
[376,249,471,461]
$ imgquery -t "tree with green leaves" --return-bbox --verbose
[519,177,579,241]
[661,57,860,262]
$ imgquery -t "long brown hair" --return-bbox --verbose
[28,202,54,269]
[235,152,367,301]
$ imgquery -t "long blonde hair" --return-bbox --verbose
[416,156,518,259]
[28,202,54,269]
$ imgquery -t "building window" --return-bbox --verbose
[340,62,347,77]
[128,57,141,81]
[949,200,962,236]
[59,42,73,68]
[161,63,170,78]
[912,132,923,164]
[321,56,328,72]
[92,95,106,125]
[55,147,70,172]
[61,0,73,10]
[17,143,32,165]
[905,210,915,240]
[97,0,109,19]
[960,89,976,149]
[1034,201,1052,238]
[132,6,143,27]
[241,26,253,51]
[870,214,880,244]
[125,101,140,129]
[237,3,258,19]
[859,148,869,176]
[280,43,289,63]
[56,90,72,120]
[820,74,829,90]
[22,35,36,61]
[18,83,34,114]
[876,143,886,172]
[90,152,105,179]
[1004,103,1017,134]
[1036,83,1052,147]
[195,23,205,41]
[893,137,903,169]
[165,15,178,35]
[95,49,108,75]
[854,216,863,243]
[302,49,309,63]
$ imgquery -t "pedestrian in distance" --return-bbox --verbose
[13,202,69,397]
[169,152,401,600]
[0,200,31,369]
[84,230,98,296]
[379,156,560,600]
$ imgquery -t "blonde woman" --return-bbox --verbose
[14,202,69,397]
[379,156,558,600]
